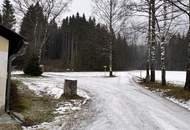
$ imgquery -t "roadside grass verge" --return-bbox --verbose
[10,80,57,126]
[139,80,190,101]
[22,95,56,126]
[10,80,31,112]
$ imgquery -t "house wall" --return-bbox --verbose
[0,36,9,114]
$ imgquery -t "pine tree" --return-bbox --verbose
[2,0,16,30]
[0,13,2,24]
[46,20,59,59]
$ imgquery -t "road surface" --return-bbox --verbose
[44,72,190,130]
[14,72,190,130]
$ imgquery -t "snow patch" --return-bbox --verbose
[13,71,91,130]
[130,70,186,86]
[166,97,190,111]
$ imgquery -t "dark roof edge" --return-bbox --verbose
[0,24,27,41]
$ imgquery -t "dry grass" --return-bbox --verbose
[165,87,190,101]
[140,80,190,101]
[10,80,57,126]
[10,80,31,112]
[22,96,56,126]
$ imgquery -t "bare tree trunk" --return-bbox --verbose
[66,32,70,67]
[39,25,48,63]
[70,33,74,71]
[161,39,166,85]
[109,0,113,77]
[146,0,151,82]
[109,32,113,77]
[161,0,167,86]
[150,0,156,82]
[185,64,190,91]
[109,45,113,76]
[146,58,150,81]
[67,32,70,66]
[185,16,190,91]
[184,0,190,91]
[164,0,190,91]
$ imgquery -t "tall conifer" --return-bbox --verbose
[2,0,16,30]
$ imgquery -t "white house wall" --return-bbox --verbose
[0,36,9,113]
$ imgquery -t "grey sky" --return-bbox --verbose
[0,0,93,30]
[64,0,93,18]
[0,0,93,17]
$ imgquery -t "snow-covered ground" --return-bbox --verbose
[129,70,186,86]
[130,70,190,111]
[12,71,190,130]
[12,72,90,130]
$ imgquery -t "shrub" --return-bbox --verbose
[23,54,43,76]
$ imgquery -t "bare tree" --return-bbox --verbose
[132,0,159,82]
[159,0,168,85]
[165,0,190,90]
[148,0,156,82]
[13,0,72,62]
[145,0,152,82]
[133,0,179,83]
[156,0,176,85]
[92,0,132,77]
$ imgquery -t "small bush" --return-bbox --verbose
[23,54,43,76]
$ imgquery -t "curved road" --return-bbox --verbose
[57,72,190,130]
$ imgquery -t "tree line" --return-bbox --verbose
[20,9,145,71]
[1,0,190,91]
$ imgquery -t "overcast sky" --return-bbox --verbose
[0,0,93,30]
[0,0,187,36]
[0,0,93,18]
[64,0,93,18]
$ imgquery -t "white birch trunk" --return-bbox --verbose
[146,0,152,82]
[109,0,113,77]
[160,0,167,86]
[185,16,190,90]
[150,0,156,82]
[160,39,166,85]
